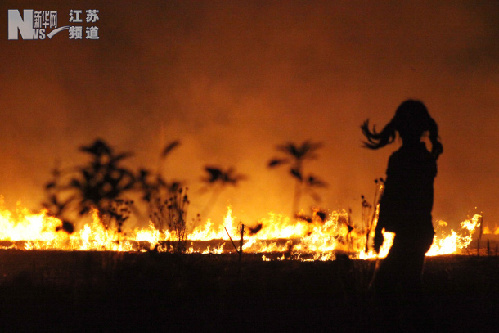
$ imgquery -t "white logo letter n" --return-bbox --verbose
[8,10,35,40]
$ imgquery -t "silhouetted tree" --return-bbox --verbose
[202,166,245,185]
[73,139,135,226]
[268,141,327,219]
[43,138,135,231]
[43,138,182,234]
[200,166,246,217]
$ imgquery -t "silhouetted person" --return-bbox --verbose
[362,100,443,331]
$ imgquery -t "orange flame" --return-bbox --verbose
[0,199,485,260]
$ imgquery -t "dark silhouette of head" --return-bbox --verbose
[361,99,443,159]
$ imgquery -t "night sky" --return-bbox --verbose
[0,1,497,231]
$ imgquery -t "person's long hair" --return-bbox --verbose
[361,100,443,159]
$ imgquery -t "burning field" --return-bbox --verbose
[0,201,494,259]
[0,138,496,330]
[1,1,498,331]
[0,138,493,260]
[0,201,498,331]
[0,135,493,331]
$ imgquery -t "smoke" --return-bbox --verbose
[0,0,497,229]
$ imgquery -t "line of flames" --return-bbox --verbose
[0,201,492,261]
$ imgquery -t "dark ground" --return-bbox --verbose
[0,251,497,332]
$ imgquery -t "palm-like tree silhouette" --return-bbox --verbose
[268,141,327,219]
[202,166,245,185]
[199,166,246,217]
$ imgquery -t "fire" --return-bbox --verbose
[0,199,486,261]
[426,214,483,256]
[483,225,499,235]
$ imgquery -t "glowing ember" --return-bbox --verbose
[0,199,486,260]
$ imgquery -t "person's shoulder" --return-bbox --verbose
[388,143,434,166]
[387,149,404,171]
[388,146,406,162]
